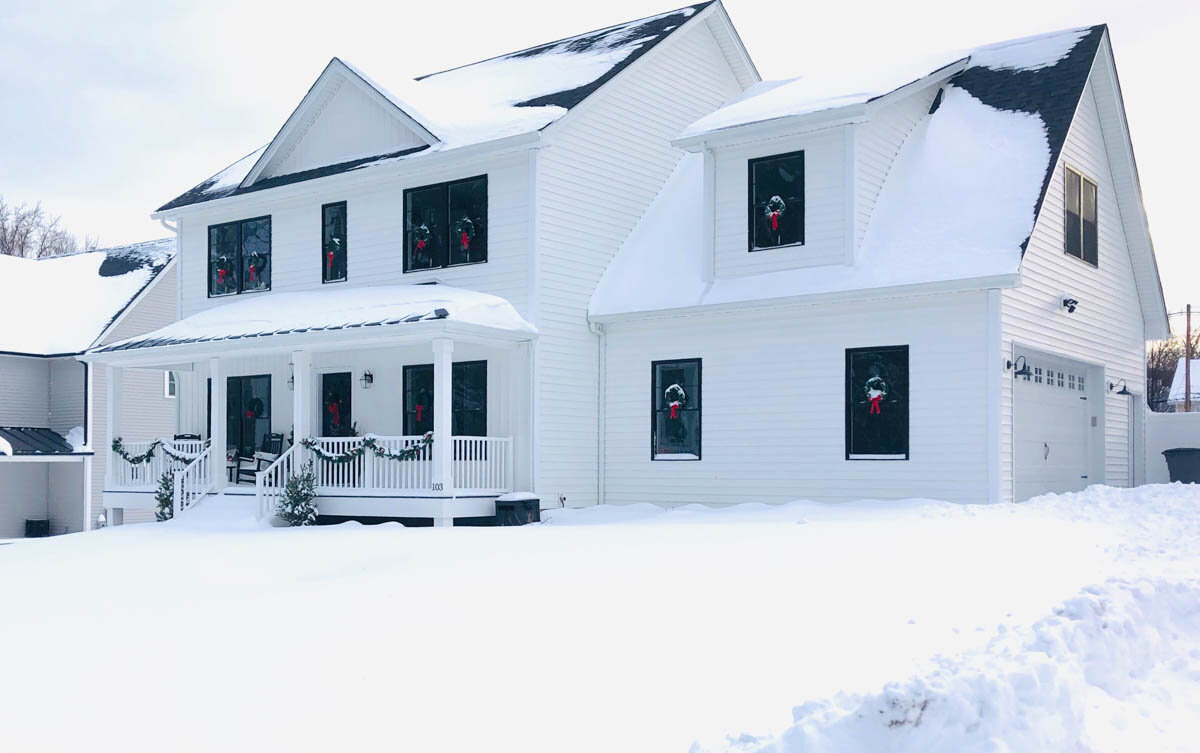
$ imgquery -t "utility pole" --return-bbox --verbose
[1187,303,1193,413]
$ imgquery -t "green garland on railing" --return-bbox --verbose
[112,438,204,465]
[300,433,433,464]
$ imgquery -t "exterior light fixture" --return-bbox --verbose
[1062,297,1079,314]
[1109,379,1131,395]
[1006,355,1032,378]
[287,361,295,391]
[359,370,374,389]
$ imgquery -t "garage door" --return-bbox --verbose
[1014,357,1092,502]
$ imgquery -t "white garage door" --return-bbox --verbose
[1014,357,1092,502]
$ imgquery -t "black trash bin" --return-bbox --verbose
[494,495,540,526]
[1162,448,1200,483]
[24,519,50,538]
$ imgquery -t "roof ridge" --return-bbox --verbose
[23,236,175,262]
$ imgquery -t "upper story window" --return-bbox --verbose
[208,216,271,297]
[404,175,488,272]
[1064,166,1098,266]
[322,201,348,283]
[748,151,804,251]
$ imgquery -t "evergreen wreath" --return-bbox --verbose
[411,223,432,252]
[300,432,433,464]
[864,376,889,415]
[454,216,476,251]
[664,383,687,419]
[154,472,175,522]
[246,251,268,284]
[765,195,786,231]
[214,255,233,286]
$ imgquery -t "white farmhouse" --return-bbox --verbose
[0,240,177,536]
[82,3,1167,524]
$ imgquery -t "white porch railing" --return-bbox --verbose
[310,435,435,492]
[109,438,208,489]
[255,444,298,520]
[452,436,513,494]
[172,443,216,516]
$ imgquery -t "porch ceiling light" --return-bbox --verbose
[360,370,374,389]
[1109,379,1131,395]
[1006,355,1032,378]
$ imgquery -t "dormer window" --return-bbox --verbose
[208,217,271,297]
[1063,166,1098,266]
[404,175,488,272]
[748,151,804,251]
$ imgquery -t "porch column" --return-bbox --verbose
[431,338,455,504]
[210,357,227,491]
[104,365,121,491]
[291,350,313,465]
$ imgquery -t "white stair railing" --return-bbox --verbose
[255,444,297,521]
[172,444,215,517]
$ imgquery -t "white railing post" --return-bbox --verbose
[173,469,183,518]
[505,438,514,492]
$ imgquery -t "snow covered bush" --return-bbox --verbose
[277,462,318,526]
[154,472,174,521]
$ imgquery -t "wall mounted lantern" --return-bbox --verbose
[1108,379,1131,395]
[1006,355,1033,378]
[359,370,375,389]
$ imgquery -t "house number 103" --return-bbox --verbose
[431,482,444,491]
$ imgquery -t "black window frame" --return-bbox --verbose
[1063,165,1098,267]
[321,201,348,284]
[401,360,488,436]
[651,358,702,461]
[747,150,805,252]
[845,345,909,461]
[207,215,272,298]
[403,174,488,273]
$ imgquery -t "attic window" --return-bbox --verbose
[748,151,805,251]
[404,175,488,272]
[1064,166,1098,266]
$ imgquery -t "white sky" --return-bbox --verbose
[1,0,1195,317]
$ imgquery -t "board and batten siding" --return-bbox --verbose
[537,18,744,506]
[1000,73,1147,499]
[0,355,50,427]
[601,292,991,506]
[177,151,530,321]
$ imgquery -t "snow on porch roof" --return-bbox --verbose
[90,284,537,356]
[157,3,710,212]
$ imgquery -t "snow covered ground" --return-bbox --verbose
[0,485,1197,752]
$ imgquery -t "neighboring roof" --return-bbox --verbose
[592,26,1110,319]
[157,3,712,212]
[0,239,175,356]
[91,283,536,356]
[1169,358,1200,403]
[0,427,80,456]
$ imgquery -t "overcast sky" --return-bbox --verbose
[1,0,1195,319]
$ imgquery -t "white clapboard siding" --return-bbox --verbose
[602,291,991,506]
[535,18,745,506]
[178,151,530,321]
[1000,71,1147,498]
[0,356,50,427]
[47,462,86,534]
[0,464,49,539]
[48,357,86,436]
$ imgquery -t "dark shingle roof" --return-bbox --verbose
[0,427,81,456]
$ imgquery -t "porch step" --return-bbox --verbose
[170,493,262,530]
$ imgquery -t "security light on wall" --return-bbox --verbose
[1062,297,1079,314]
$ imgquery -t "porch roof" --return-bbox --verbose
[84,283,536,365]
[0,427,87,457]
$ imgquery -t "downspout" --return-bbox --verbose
[159,217,183,430]
[590,320,606,505]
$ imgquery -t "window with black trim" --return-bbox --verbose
[402,361,487,436]
[748,151,804,251]
[208,216,271,297]
[845,346,908,460]
[404,175,487,272]
[322,202,347,283]
[1064,166,1098,266]
[652,358,700,460]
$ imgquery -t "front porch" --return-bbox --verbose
[88,284,537,525]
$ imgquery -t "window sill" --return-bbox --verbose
[652,453,700,461]
[749,241,806,253]
[403,259,489,274]
[322,277,348,285]
[1062,249,1098,269]
[208,287,271,300]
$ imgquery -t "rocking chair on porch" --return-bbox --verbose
[236,433,285,484]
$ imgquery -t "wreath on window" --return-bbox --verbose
[245,396,265,419]
[664,383,687,419]
[214,255,233,286]
[411,223,432,253]
[246,252,268,285]
[454,217,476,252]
[765,195,786,231]
[864,376,888,415]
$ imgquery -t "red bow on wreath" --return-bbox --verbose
[245,409,254,418]
[328,402,340,428]
[415,404,424,423]
[669,404,680,419]
[461,232,470,251]
[249,265,257,283]
[769,211,781,231]
[869,395,882,415]
[416,239,425,250]
[217,268,227,284]
[327,251,334,273]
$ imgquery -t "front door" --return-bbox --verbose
[321,372,353,437]
[225,374,271,457]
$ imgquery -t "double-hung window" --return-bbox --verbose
[402,361,487,436]
[1064,166,1098,266]
[652,359,701,460]
[322,201,348,283]
[748,151,804,250]
[208,216,271,297]
[404,175,488,272]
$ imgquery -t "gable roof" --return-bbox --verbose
[593,25,1165,322]
[157,3,713,213]
[0,239,175,357]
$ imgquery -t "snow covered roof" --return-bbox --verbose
[0,239,175,356]
[91,283,536,358]
[1169,358,1200,403]
[591,25,1109,319]
[157,3,710,212]
[0,427,82,456]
